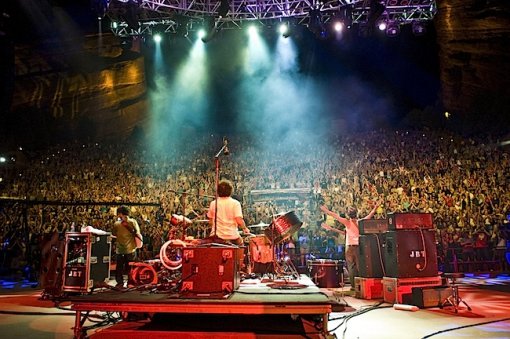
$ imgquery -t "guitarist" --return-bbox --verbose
[112,205,142,289]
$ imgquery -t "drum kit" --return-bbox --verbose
[244,211,303,277]
[129,210,305,288]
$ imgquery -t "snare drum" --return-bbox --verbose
[307,259,343,288]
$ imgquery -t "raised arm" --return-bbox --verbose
[361,203,379,220]
[321,223,346,235]
[320,205,349,226]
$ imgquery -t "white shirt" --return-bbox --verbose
[208,197,243,240]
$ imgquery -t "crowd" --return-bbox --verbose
[0,128,509,274]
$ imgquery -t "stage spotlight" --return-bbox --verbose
[333,21,344,33]
[200,15,218,43]
[248,25,259,36]
[367,0,385,34]
[385,22,400,37]
[279,23,288,36]
[412,21,427,36]
[378,21,387,31]
[279,22,293,38]
[309,9,328,39]
[197,29,206,40]
[153,34,162,43]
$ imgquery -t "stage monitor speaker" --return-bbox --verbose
[359,233,386,278]
[411,286,452,308]
[384,230,438,278]
[62,232,112,293]
[181,247,241,296]
[358,219,389,234]
[387,213,434,230]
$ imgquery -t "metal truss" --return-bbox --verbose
[106,0,437,36]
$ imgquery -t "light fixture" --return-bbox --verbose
[412,21,427,36]
[200,15,218,43]
[385,22,400,37]
[309,9,327,39]
[278,22,290,38]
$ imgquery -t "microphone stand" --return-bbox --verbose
[213,141,229,239]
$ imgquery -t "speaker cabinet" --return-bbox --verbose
[62,232,112,292]
[181,247,241,296]
[411,286,453,308]
[384,230,438,278]
[359,233,386,278]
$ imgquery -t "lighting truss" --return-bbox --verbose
[105,0,437,36]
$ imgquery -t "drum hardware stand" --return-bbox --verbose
[169,190,214,241]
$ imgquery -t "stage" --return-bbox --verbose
[1,273,510,338]
[69,275,332,338]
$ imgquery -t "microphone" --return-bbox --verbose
[223,137,230,155]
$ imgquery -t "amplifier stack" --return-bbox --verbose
[355,214,441,306]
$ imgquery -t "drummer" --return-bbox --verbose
[207,179,251,245]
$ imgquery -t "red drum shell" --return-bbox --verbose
[265,211,302,243]
[307,259,343,288]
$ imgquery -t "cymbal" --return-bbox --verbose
[248,222,270,228]
[193,219,210,223]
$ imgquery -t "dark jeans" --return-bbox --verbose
[115,252,136,286]
[345,245,359,288]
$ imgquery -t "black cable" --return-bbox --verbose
[421,317,510,339]
[326,301,391,337]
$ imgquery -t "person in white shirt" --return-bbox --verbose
[320,203,378,290]
[207,179,250,245]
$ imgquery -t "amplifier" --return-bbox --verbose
[388,213,433,230]
[383,276,442,304]
[384,230,438,278]
[411,286,452,308]
[358,219,389,234]
[181,247,241,296]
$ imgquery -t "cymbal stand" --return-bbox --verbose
[168,188,214,240]
[274,240,300,279]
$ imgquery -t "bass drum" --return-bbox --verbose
[265,211,303,244]
[129,262,158,286]
[250,235,273,264]
[307,259,344,288]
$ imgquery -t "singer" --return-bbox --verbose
[207,179,250,245]
[320,202,379,291]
